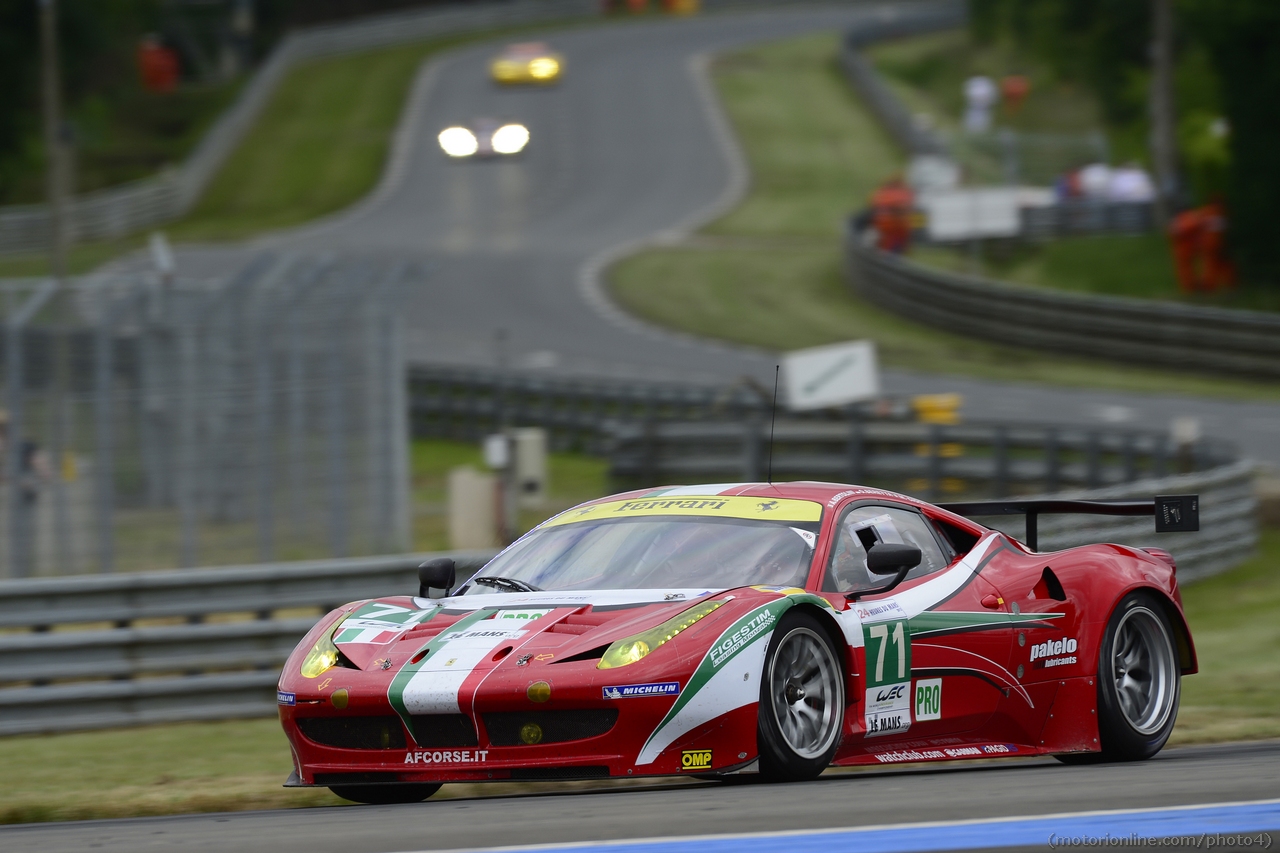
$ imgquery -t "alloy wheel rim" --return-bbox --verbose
[1112,606,1177,735]
[769,627,843,759]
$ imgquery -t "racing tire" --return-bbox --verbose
[757,610,845,782]
[1058,592,1180,765]
[328,783,442,805]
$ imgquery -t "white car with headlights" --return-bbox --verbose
[438,120,530,159]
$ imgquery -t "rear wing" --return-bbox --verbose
[937,494,1199,552]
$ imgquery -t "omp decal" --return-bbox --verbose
[636,599,790,765]
[680,749,713,771]
[277,690,296,706]
[333,601,438,645]
[603,682,680,699]
[914,678,942,721]
[542,495,822,527]
[387,609,493,733]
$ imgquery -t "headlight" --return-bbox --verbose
[300,615,348,678]
[438,126,479,157]
[491,123,530,155]
[597,600,724,669]
[528,57,559,79]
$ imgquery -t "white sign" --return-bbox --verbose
[923,188,1022,241]
[782,341,879,411]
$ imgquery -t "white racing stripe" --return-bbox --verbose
[401,625,528,714]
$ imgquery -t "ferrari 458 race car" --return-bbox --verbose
[489,42,563,84]
[278,483,1200,804]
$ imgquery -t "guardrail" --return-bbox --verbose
[844,229,1280,378]
[0,550,495,735]
[604,418,1236,498]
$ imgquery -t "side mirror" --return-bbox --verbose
[848,544,921,600]
[867,543,922,576]
[419,558,456,598]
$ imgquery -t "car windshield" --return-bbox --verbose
[461,516,819,593]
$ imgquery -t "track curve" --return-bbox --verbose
[5,741,1279,851]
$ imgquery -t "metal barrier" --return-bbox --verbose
[1,255,414,578]
[844,230,1280,378]
[0,549,495,735]
[604,418,1237,498]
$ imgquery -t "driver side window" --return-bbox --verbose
[823,505,949,594]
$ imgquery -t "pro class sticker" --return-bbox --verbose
[914,678,941,721]
[603,682,680,699]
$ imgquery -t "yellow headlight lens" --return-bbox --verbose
[528,57,559,79]
[597,600,723,669]
[300,615,347,678]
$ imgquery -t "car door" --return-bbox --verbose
[824,502,1015,742]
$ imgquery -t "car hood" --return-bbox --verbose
[329,587,732,672]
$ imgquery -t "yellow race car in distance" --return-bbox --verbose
[490,42,563,84]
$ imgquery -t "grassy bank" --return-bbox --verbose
[608,33,1280,401]
[2,527,1273,823]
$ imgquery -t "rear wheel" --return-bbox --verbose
[757,611,844,782]
[328,783,441,805]
[1059,592,1180,764]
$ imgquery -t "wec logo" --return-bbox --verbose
[875,685,906,703]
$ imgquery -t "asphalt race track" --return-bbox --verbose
[5,741,1279,852]
[138,4,1280,465]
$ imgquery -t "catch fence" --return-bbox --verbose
[0,256,413,578]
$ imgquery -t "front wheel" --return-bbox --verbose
[1092,592,1181,762]
[329,783,441,804]
[757,611,845,782]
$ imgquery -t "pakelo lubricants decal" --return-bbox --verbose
[863,616,911,737]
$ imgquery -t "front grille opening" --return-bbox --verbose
[297,716,407,750]
[314,772,400,785]
[483,709,618,746]
[511,766,610,780]
[410,713,479,747]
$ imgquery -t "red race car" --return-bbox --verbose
[278,482,1199,804]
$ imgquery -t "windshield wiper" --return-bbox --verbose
[470,576,542,593]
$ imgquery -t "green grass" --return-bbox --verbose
[608,33,1280,401]
[1,527,1273,823]
[1173,528,1280,745]
[410,437,609,551]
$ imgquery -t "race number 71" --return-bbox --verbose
[864,619,910,688]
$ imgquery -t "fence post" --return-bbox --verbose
[5,314,26,578]
[847,409,864,484]
[1122,433,1136,482]
[1086,431,1100,489]
[993,425,1009,497]
[177,290,199,568]
[743,414,763,482]
[928,424,941,501]
[93,294,115,573]
[1045,428,1060,493]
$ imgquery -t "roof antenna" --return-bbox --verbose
[767,364,779,484]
